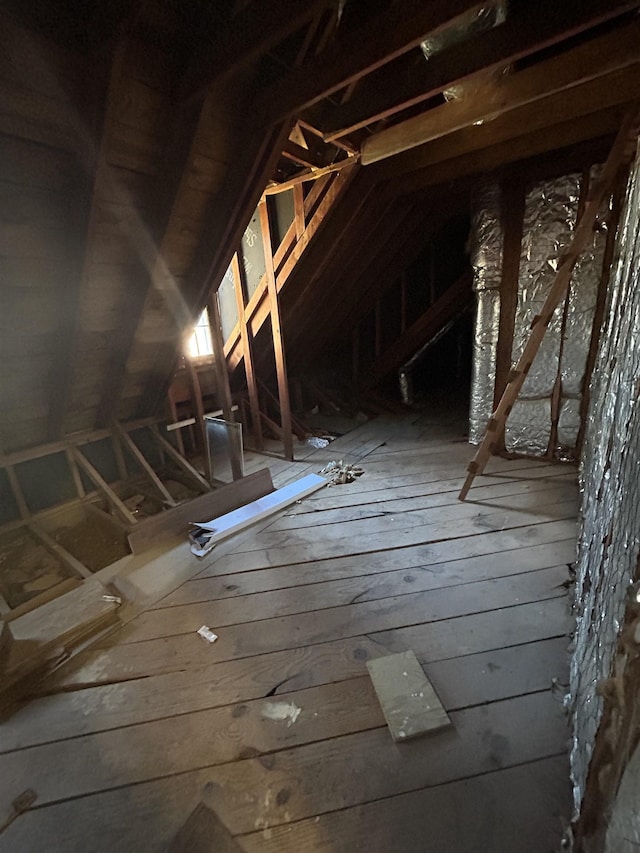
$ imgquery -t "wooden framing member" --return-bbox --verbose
[65,448,86,500]
[293,184,305,241]
[208,292,235,423]
[71,447,138,526]
[263,156,359,196]
[112,421,177,507]
[150,426,211,495]
[29,523,93,580]
[259,200,294,460]
[459,108,640,501]
[186,358,211,482]
[492,178,526,452]
[318,0,639,142]
[232,253,263,452]
[361,19,640,165]
[6,466,30,521]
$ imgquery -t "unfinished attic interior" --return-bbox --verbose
[2,0,640,849]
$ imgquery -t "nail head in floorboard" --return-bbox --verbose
[367,649,450,741]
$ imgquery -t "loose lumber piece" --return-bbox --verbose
[170,803,243,853]
[367,650,450,741]
[127,468,274,555]
[194,473,327,546]
[1,578,119,708]
[459,107,640,500]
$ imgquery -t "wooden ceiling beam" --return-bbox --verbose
[361,18,640,165]
[181,0,329,104]
[254,0,487,124]
[391,110,625,198]
[364,60,640,191]
[317,0,640,141]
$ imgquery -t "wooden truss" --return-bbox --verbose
[459,107,640,501]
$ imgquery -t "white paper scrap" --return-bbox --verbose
[262,701,302,726]
[197,625,218,643]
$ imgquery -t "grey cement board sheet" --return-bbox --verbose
[367,650,451,742]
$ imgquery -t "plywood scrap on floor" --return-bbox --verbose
[127,469,275,555]
[1,578,120,710]
[367,650,451,741]
[191,473,327,550]
[170,802,243,853]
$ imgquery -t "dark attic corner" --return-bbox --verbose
[1,0,640,850]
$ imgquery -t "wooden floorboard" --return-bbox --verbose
[1,412,576,852]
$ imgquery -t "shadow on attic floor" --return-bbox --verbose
[0,404,576,853]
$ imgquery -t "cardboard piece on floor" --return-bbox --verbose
[193,473,327,544]
[169,803,243,853]
[367,649,451,742]
[128,468,274,555]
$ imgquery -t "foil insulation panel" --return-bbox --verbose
[570,150,640,820]
[468,185,503,444]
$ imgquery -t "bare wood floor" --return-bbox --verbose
[0,407,577,852]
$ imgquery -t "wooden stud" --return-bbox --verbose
[232,253,263,452]
[293,183,305,241]
[65,448,86,500]
[208,294,235,423]
[71,447,138,526]
[150,426,210,494]
[459,108,640,500]
[263,156,359,196]
[492,179,526,452]
[112,422,177,506]
[6,466,29,521]
[259,200,294,460]
[29,524,92,580]
[186,360,211,482]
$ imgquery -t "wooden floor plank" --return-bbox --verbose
[197,517,575,580]
[45,576,571,690]
[153,538,576,611]
[200,501,577,571]
[0,693,568,852]
[239,755,571,853]
[1,635,568,752]
[266,476,575,532]
[112,564,567,646]
[283,466,574,516]
[129,543,574,643]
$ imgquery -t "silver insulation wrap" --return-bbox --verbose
[468,185,503,444]
[570,151,640,822]
[505,170,607,455]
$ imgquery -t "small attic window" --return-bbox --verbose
[187,309,213,358]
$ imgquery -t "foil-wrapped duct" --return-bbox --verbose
[468,185,503,444]
[569,147,640,822]
[420,3,508,101]
[505,174,581,453]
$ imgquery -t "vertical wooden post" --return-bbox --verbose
[208,293,235,423]
[259,199,294,460]
[209,291,243,480]
[187,358,211,481]
[166,386,185,456]
[232,253,263,451]
[293,184,305,241]
[493,179,525,451]
[6,466,29,520]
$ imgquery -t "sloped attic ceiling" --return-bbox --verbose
[1,0,639,456]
